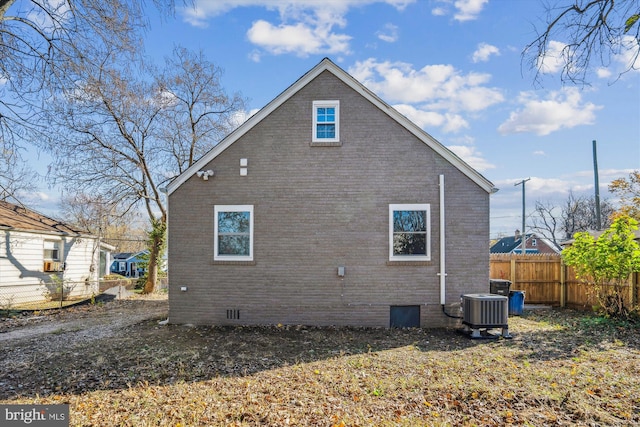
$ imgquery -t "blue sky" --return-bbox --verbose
[30,0,640,238]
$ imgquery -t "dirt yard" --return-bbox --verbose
[0,295,638,426]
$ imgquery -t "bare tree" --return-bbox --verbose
[58,193,147,253]
[45,47,245,292]
[561,191,614,239]
[0,157,37,202]
[524,0,640,85]
[530,192,616,242]
[530,200,562,246]
[156,47,246,173]
[0,0,173,200]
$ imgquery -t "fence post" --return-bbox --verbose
[560,258,566,308]
[630,272,636,308]
[510,256,516,286]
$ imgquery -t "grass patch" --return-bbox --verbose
[1,306,638,426]
[10,297,91,311]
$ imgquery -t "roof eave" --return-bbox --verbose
[167,58,497,195]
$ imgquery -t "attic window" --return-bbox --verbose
[312,100,340,144]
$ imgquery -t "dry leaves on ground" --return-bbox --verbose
[0,296,638,426]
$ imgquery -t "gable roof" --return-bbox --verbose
[112,250,149,261]
[490,233,562,254]
[0,200,88,236]
[490,235,521,254]
[167,58,497,195]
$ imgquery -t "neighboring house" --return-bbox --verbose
[166,58,498,328]
[110,250,149,278]
[560,229,640,248]
[490,230,561,254]
[0,200,114,305]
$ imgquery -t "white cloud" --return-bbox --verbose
[596,67,612,79]
[348,58,504,112]
[230,108,260,128]
[376,23,399,43]
[430,0,487,21]
[453,0,488,22]
[447,145,495,171]
[493,177,574,200]
[181,0,415,58]
[247,19,351,57]
[472,42,500,63]
[616,35,640,71]
[497,88,602,136]
[394,104,469,133]
[537,40,568,74]
[533,150,546,156]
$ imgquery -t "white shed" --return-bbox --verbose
[0,201,113,307]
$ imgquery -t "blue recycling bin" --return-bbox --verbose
[509,290,525,316]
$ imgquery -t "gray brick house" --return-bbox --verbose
[166,58,498,328]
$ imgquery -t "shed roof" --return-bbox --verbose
[167,58,497,195]
[0,200,88,236]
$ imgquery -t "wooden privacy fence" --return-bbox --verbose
[489,254,640,310]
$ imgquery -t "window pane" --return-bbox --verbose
[44,249,59,260]
[393,210,426,232]
[316,124,335,139]
[218,235,250,256]
[218,211,250,233]
[316,107,335,123]
[393,233,427,256]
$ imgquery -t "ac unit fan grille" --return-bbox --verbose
[462,294,508,329]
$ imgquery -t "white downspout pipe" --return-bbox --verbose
[438,174,446,305]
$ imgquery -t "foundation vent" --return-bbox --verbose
[226,309,240,320]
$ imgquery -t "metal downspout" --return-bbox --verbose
[438,174,446,305]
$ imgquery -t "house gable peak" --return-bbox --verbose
[167,57,497,195]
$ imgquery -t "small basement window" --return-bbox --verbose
[312,100,339,143]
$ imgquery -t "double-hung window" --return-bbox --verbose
[214,205,254,261]
[389,204,430,261]
[312,100,339,142]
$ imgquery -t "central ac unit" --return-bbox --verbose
[462,293,510,338]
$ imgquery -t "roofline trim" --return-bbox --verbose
[167,58,496,195]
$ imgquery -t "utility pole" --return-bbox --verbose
[592,140,602,230]
[515,178,531,254]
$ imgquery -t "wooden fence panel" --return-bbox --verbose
[490,254,640,309]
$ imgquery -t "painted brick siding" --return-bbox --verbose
[168,71,490,328]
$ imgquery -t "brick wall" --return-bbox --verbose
[168,71,490,328]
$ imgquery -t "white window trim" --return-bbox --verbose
[43,239,61,261]
[312,100,340,143]
[214,205,254,261]
[389,204,431,261]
